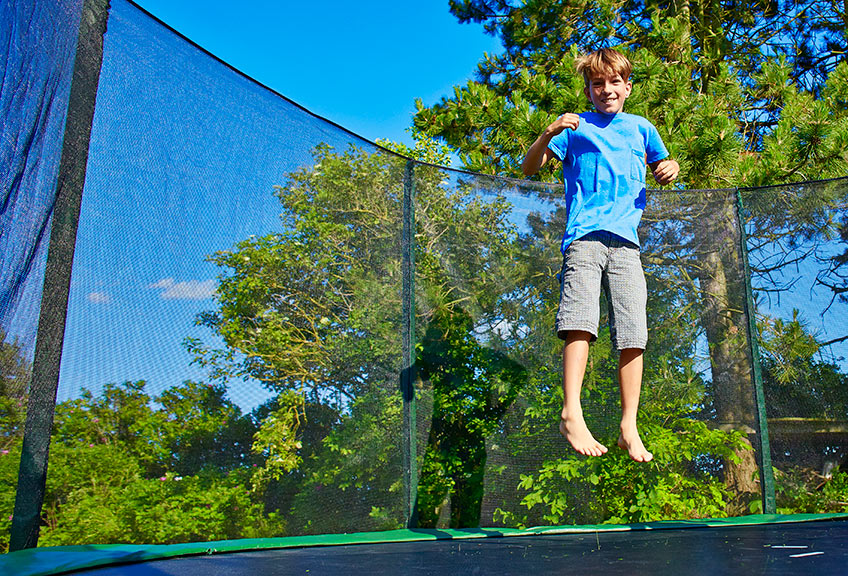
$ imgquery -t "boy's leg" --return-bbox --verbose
[556,234,604,456]
[561,330,608,456]
[617,348,652,462]
[604,237,651,462]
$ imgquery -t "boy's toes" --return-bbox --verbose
[561,418,608,457]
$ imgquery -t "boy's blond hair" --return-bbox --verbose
[576,48,632,86]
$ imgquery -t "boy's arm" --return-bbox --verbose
[521,113,580,176]
[648,157,680,185]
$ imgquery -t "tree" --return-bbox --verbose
[815,193,848,309]
[190,145,407,403]
[3,376,281,550]
[0,332,30,442]
[190,139,531,529]
[0,333,31,550]
[414,0,848,509]
[157,381,256,476]
[50,380,256,478]
[416,306,527,527]
[752,311,848,514]
[27,380,282,547]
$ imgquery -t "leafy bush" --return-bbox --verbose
[775,467,848,515]
[496,418,748,526]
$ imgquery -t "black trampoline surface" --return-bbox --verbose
[72,520,848,575]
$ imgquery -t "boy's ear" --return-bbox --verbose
[583,85,591,100]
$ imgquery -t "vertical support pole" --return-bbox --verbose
[401,159,418,528]
[735,189,776,514]
[10,0,110,551]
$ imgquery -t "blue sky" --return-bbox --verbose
[133,0,502,147]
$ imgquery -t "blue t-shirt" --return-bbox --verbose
[547,111,669,252]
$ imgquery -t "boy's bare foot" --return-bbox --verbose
[617,427,653,462]
[559,416,608,457]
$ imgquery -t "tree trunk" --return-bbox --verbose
[694,191,761,506]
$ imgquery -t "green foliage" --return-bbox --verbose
[775,468,848,515]
[286,389,405,534]
[377,131,453,165]
[0,380,290,550]
[52,380,255,478]
[416,307,527,527]
[188,140,535,530]
[40,448,283,546]
[0,332,29,441]
[497,416,747,527]
[759,312,848,419]
[194,144,406,402]
[251,390,305,487]
[487,320,745,527]
[0,441,21,552]
[158,381,256,475]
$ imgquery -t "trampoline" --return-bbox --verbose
[6,0,848,572]
[3,515,847,575]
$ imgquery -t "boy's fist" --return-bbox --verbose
[651,158,679,185]
[546,113,580,137]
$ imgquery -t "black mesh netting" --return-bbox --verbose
[2,0,848,550]
[742,178,848,511]
[1,0,84,436]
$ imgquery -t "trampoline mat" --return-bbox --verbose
[74,520,848,575]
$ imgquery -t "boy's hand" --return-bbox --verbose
[522,113,579,176]
[650,158,679,185]
[546,113,580,137]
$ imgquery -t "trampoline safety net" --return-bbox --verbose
[3,0,848,552]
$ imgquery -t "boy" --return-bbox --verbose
[522,48,679,462]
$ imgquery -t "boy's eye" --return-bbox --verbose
[592,77,621,87]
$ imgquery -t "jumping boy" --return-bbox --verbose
[521,48,679,462]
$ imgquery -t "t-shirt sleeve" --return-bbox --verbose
[645,121,669,164]
[547,130,569,162]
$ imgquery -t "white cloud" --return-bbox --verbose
[87,291,110,304]
[149,278,217,300]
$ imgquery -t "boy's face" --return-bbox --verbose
[584,71,632,115]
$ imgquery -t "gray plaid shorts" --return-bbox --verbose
[556,230,648,350]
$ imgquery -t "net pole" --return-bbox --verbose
[9,0,111,551]
[401,159,419,528]
[735,190,776,514]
